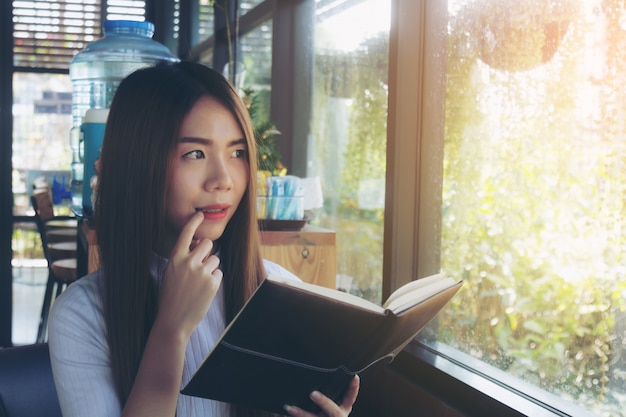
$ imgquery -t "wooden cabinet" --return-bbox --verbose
[79,221,337,289]
[260,225,336,289]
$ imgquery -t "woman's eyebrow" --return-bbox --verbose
[232,138,247,146]
[177,137,247,147]
[177,136,211,145]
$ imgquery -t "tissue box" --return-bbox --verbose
[257,196,304,220]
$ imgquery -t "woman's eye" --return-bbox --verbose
[184,150,205,159]
[232,149,247,159]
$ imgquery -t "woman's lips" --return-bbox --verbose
[196,205,229,220]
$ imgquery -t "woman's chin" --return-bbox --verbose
[194,223,227,242]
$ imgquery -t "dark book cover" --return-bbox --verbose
[181,274,462,414]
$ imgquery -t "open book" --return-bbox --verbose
[181,273,462,414]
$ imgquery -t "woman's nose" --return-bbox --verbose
[204,156,233,191]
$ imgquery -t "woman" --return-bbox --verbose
[48,61,359,417]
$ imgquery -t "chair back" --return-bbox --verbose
[31,189,55,222]
[0,343,62,417]
[30,192,78,343]
[30,194,53,266]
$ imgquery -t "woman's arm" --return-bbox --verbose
[121,212,223,417]
[49,276,124,417]
[50,213,221,417]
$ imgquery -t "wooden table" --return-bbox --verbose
[77,221,337,288]
[259,225,336,288]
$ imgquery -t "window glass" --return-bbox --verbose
[13,0,103,70]
[240,20,272,90]
[199,48,214,68]
[105,0,145,20]
[193,0,214,47]
[239,19,272,125]
[9,1,148,346]
[13,73,73,215]
[311,0,391,302]
[426,1,626,415]
[240,0,264,13]
[12,72,73,345]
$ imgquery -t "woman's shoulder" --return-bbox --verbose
[56,270,105,306]
[48,271,107,340]
[262,259,301,282]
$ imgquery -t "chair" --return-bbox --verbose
[31,190,78,343]
[30,186,76,243]
[30,189,78,237]
[0,343,63,417]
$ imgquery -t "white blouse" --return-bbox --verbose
[48,255,299,417]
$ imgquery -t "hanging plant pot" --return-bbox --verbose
[464,0,576,72]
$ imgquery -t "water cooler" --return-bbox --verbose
[69,19,178,215]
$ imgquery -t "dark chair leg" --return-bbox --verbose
[55,280,65,297]
[37,271,56,343]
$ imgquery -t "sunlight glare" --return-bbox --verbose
[317,0,390,52]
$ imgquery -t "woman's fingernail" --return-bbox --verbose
[310,390,322,401]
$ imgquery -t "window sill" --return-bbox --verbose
[393,339,597,417]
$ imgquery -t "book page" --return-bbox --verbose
[383,275,459,313]
[383,273,444,306]
[267,275,384,313]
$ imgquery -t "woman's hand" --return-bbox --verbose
[157,211,223,339]
[283,376,360,417]
[122,211,222,416]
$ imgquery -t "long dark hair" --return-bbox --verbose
[95,61,267,413]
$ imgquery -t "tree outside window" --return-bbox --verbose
[430,1,626,415]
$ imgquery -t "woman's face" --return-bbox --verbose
[160,95,249,255]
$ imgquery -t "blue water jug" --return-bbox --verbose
[69,20,178,215]
[81,109,109,217]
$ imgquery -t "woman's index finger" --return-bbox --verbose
[173,211,205,254]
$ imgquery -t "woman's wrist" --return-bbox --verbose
[150,312,192,349]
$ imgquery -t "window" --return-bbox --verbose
[9,0,148,346]
[411,1,626,415]
[11,71,74,344]
[239,18,272,128]
[311,0,391,302]
[239,0,263,13]
[12,0,102,70]
[240,19,272,90]
[192,0,214,48]
[12,73,73,215]
[105,0,145,20]
[12,0,147,71]
[192,1,393,309]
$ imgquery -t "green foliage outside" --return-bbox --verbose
[242,88,284,175]
[312,35,388,301]
[436,1,626,414]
